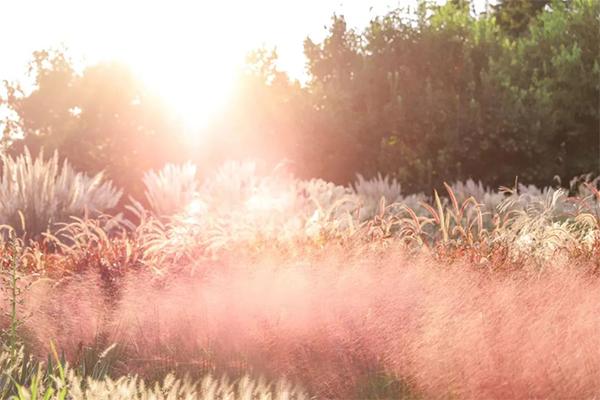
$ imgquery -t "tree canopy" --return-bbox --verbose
[1,49,186,201]
[1,0,598,196]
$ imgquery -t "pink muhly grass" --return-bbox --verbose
[16,247,600,398]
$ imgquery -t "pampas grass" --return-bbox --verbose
[0,148,121,239]
[143,162,198,217]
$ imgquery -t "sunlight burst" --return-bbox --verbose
[71,0,248,135]
[137,59,238,133]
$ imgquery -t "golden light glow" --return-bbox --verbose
[129,51,240,132]
[1,0,423,136]
[92,1,247,133]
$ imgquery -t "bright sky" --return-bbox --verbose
[0,0,489,130]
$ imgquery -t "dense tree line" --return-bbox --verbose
[1,0,598,197]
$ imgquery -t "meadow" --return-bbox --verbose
[1,149,600,399]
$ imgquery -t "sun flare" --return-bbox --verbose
[132,56,240,133]
[96,1,247,134]
[1,0,402,138]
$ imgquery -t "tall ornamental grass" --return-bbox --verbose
[0,148,121,239]
[142,162,198,217]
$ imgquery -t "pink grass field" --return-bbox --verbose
[14,247,600,399]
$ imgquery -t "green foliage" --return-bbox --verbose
[0,239,67,399]
[1,1,598,199]
[301,0,599,190]
[355,371,421,400]
[492,0,552,36]
[487,0,600,183]
[0,148,121,239]
[0,236,28,366]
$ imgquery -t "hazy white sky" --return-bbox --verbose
[0,0,489,127]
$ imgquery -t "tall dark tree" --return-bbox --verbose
[492,0,552,36]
